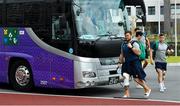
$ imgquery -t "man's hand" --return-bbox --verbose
[127,43,133,49]
[167,49,174,55]
[150,58,154,65]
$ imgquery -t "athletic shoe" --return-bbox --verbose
[163,85,166,90]
[162,83,167,90]
[160,87,164,93]
[144,89,151,98]
[123,95,130,98]
[160,83,165,92]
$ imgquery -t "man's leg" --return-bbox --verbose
[156,68,164,92]
[134,78,151,97]
[135,60,147,89]
[162,70,166,90]
[123,73,130,97]
[143,59,148,69]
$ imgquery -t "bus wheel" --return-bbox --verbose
[9,61,34,91]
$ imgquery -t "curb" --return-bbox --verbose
[148,63,180,66]
[167,63,180,66]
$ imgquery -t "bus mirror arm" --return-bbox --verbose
[142,15,146,26]
[136,15,146,26]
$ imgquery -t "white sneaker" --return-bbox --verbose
[144,89,151,98]
[123,95,130,98]
[160,87,164,92]
[162,83,167,90]
[159,83,165,92]
[163,86,167,90]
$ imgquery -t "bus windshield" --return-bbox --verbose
[73,0,129,40]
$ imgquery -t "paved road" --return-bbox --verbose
[0,65,180,103]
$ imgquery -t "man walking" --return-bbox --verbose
[133,28,151,89]
[119,31,151,97]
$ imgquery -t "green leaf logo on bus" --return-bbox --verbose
[3,28,19,45]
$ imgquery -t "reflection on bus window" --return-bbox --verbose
[52,15,71,40]
[73,0,128,40]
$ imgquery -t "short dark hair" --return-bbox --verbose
[136,31,143,37]
[125,31,132,35]
[134,28,140,32]
[159,33,164,36]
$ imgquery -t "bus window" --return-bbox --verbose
[24,2,45,26]
[6,3,24,26]
[4,0,73,52]
[23,2,48,42]
[44,2,73,53]
[52,15,71,40]
[0,1,2,26]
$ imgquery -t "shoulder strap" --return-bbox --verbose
[130,40,138,46]
[155,41,159,50]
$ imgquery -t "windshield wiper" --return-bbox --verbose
[95,32,120,42]
[106,32,121,39]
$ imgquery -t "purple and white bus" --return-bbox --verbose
[0,0,146,91]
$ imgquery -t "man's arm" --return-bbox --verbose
[146,38,150,50]
[119,48,124,64]
[149,48,154,64]
[128,42,141,56]
[149,41,155,64]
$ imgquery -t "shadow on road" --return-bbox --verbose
[0,84,122,97]
[35,86,121,97]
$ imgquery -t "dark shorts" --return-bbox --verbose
[121,60,146,80]
[155,62,167,71]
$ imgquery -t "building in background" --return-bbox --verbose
[126,0,180,37]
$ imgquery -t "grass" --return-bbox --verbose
[167,56,180,63]
[147,56,180,63]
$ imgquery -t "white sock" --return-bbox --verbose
[159,83,163,89]
[162,82,166,89]
[162,82,164,86]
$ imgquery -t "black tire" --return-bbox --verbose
[9,61,34,91]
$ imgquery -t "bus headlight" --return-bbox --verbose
[82,71,96,78]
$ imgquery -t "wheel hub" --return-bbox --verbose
[15,66,30,86]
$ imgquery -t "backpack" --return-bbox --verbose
[131,40,146,60]
[152,41,159,59]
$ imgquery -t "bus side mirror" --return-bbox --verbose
[76,9,81,16]
[76,8,84,16]
[56,30,65,35]
[136,15,146,26]
[118,22,124,26]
